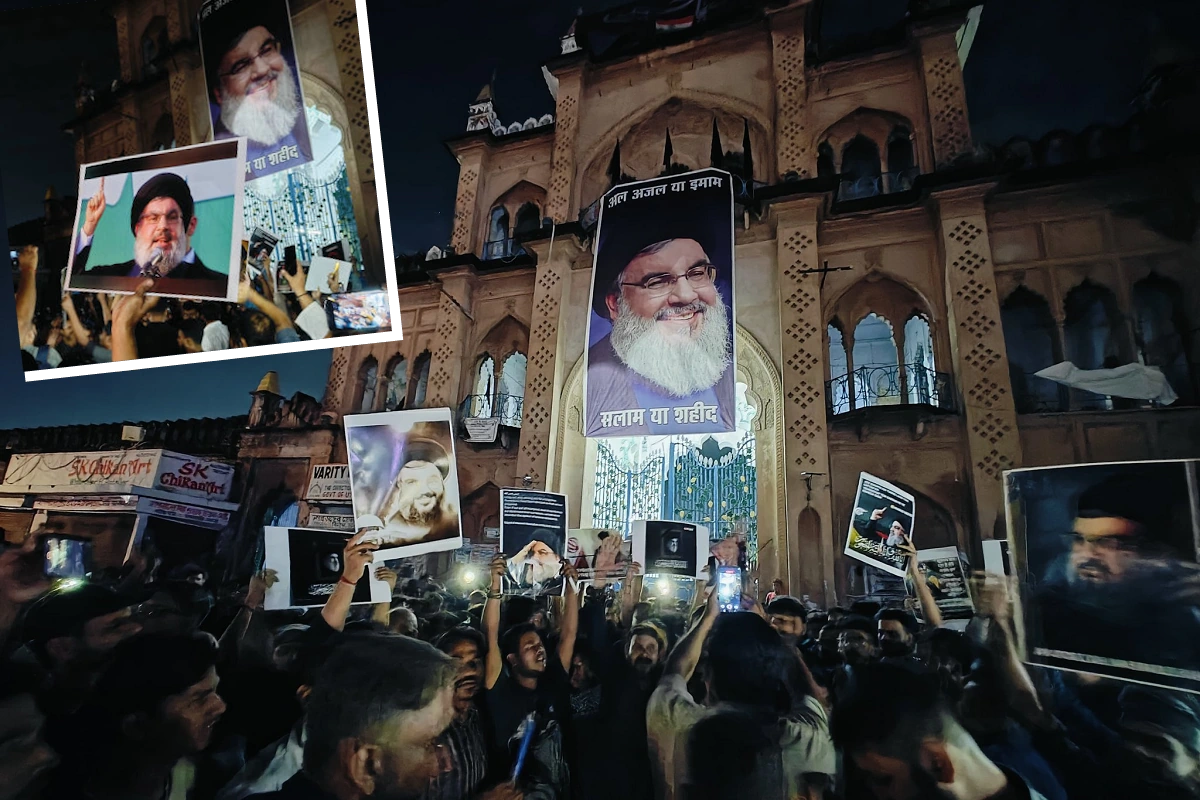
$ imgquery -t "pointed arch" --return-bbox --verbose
[552,325,788,592]
[1063,280,1124,409]
[1133,273,1196,405]
[1001,285,1064,412]
[484,206,511,260]
[383,354,408,412]
[477,314,530,359]
[408,351,431,408]
[353,356,379,412]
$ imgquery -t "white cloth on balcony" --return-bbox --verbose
[1034,361,1177,405]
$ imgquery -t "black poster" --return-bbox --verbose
[500,489,568,595]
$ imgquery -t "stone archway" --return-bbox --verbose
[549,325,785,587]
[300,71,375,272]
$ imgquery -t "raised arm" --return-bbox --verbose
[663,586,718,681]
[320,530,379,632]
[557,561,580,672]
[110,279,158,361]
[15,246,38,347]
[241,274,296,332]
[61,293,92,347]
[485,555,506,689]
[898,535,943,628]
[371,566,398,627]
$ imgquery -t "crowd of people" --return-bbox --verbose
[1,522,1198,800]
[13,243,362,370]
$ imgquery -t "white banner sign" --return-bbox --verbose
[4,450,233,502]
[306,464,352,502]
[33,495,139,512]
[140,498,231,530]
[308,513,355,532]
[463,418,500,443]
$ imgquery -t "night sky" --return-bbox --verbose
[0,0,1194,431]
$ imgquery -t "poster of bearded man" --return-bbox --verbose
[1006,459,1200,694]
[344,408,463,561]
[199,0,314,182]
[64,141,246,301]
[584,168,736,437]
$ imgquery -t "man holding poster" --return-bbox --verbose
[585,168,736,437]
[199,0,314,182]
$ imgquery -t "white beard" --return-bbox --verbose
[218,59,301,146]
[610,292,731,396]
[133,235,186,276]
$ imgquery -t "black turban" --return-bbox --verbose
[130,173,194,234]
[590,170,732,321]
[200,2,290,95]
[400,437,451,479]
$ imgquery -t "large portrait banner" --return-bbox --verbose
[844,472,916,578]
[64,141,246,301]
[199,0,314,182]
[584,167,736,438]
[344,408,463,561]
[1006,459,1200,693]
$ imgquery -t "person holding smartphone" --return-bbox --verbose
[646,586,834,800]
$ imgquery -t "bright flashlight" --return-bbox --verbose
[656,578,672,596]
[58,578,83,592]
[461,568,478,585]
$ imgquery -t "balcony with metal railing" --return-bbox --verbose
[482,238,524,261]
[459,393,525,428]
[826,363,957,416]
[836,167,920,202]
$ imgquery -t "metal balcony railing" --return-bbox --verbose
[459,393,525,428]
[482,238,526,261]
[826,363,956,416]
[836,167,920,201]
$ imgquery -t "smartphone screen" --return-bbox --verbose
[716,565,742,613]
[43,535,91,580]
[327,291,390,333]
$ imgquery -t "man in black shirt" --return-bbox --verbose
[483,556,578,778]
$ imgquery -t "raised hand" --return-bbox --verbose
[870,507,886,521]
[342,530,381,584]
[489,555,508,593]
[83,176,106,237]
[374,565,399,593]
[111,279,159,331]
[594,534,622,576]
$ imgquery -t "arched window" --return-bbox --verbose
[484,207,511,260]
[1133,275,1196,405]
[817,142,836,179]
[141,17,168,73]
[1001,287,1064,412]
[499,352,527,427]
[903,316,936,405]
[886,126,915,191]
[514,203,541,236]
[828,323,850,414]
[354,357,378,412]
[384,356,408,411]
[840,135,882,200]
[469,355,496,418]
[409,351,431,408]
[852,313,899,407]
[1063,281,1123,409]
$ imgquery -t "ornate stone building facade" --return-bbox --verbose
[301,0,1200,602]
[63,0,383,277]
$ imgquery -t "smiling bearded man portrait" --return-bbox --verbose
[201,4,314,179]
[585,177,736,437]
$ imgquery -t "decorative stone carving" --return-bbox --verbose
[934,186,1022,540]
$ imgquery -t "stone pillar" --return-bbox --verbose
[165,0,185,43]
[933,185,1023,542]
[167,57,198,148]
[113,2,134,84]
[914,20,974,168]
[516,235,582,488]
[768,1,814,180]
[323,0,381,273]
[425,268,477,409]
[545,66,583,223]
[772,198,836,606]
[321,347,354,420]
[450,143,488,256]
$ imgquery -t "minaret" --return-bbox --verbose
[466,74,499,133]
[248,371,283,429]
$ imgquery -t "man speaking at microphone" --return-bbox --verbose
[74,172,226,283]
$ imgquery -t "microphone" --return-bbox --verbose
[141,247,165,278]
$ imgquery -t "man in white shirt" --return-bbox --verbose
[646,588,835,800]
